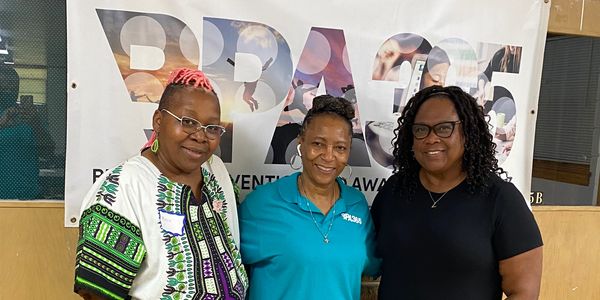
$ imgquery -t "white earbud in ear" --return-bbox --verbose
[296,144,302,157]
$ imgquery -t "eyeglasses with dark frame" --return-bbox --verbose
[161,109,226,140]
[412,121,461,139]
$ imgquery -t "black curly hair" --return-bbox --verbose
[392,85,508,197]
[300,94,354,137]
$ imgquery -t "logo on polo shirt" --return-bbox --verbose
[341,213,362,224]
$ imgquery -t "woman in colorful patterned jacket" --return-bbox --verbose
[74,68,248,300]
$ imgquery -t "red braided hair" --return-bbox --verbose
[167,68,213,92]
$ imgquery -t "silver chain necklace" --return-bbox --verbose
[428,190,448,208]
[299,175,336,244]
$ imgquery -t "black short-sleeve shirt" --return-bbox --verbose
[370,174,543,300]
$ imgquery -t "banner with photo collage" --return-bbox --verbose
[65,0,550,226]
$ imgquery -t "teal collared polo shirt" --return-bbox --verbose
[239,172,379,300]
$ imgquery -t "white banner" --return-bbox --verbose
[65,0,550,226]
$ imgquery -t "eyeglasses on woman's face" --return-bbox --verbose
[411,121,461,139]
[161,109,226,140]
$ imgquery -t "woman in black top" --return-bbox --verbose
[371,85,542,299]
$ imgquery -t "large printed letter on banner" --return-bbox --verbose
[96,9,198,103]
[200,18,294,162]
[266,27,370,167]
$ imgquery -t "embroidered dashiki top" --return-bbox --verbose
[74,155,248,300]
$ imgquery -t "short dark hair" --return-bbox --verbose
[392,85,508,196]
[157,68,218,110]
[300,95,355,137]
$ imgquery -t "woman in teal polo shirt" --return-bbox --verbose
[239,95,379,299]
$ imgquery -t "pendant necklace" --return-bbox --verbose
[428,190,448,208]
[299,175,336,244]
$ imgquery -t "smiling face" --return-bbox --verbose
[153,86,221,176]
[299,114,352,188]
[412,96,464,177]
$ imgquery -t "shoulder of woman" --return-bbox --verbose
[486,173,519,194]
[372,173,401,197]
[385,172,402,186]
[87,155,164,203]
[339,182,367,203]
[124,155,160,177]
[90,157,139,188]
[484,173,528,210]
[241,173,295,206]
[79,156,150,215]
